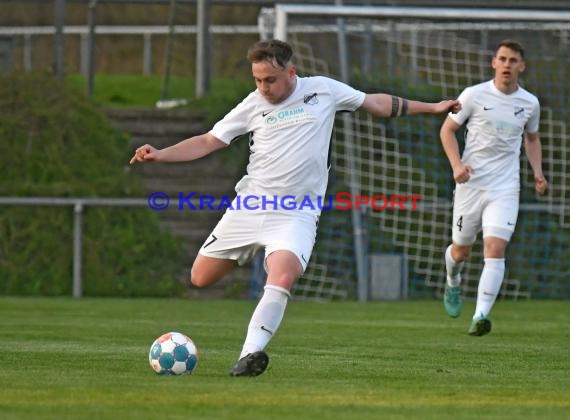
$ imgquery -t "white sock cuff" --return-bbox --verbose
[445,245,457,264]
[264,284,291,298]
[483,258,505,265]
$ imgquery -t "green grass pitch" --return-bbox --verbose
[0,298,568,419]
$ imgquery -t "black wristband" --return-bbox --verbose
[401,99,408,116]
[390,96,399,118]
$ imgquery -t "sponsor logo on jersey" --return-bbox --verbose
[277,107,305,119]
[266,115,278,125]
[495,121,521,136]
[265,107,311,127]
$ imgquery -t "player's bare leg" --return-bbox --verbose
[483,236,508,259]
[230,250,302,377]
[190,254,238,288]
[450,243,471,263]
[265,249,303,290]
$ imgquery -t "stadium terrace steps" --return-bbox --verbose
[142,177,237,197]
[128,135,194,150]
[107,107,250,298]
[107,108,208,136]
[134,160,236,178]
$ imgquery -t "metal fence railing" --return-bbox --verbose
[0,24,259,74]
[0,197,148,298]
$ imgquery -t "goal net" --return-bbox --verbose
[259,5,570,301]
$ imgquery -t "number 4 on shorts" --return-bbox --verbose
[456,216,463,231]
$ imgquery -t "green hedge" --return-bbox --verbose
[0,73,186,296]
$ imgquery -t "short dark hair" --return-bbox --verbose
[247,39,293,69]
[496,39,525,59]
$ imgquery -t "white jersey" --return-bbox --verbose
[449,80,540,191]
[209,76,366,204]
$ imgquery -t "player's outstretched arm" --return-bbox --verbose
[524,132,548,195]
[360,93,461,118]
[129,133,227,165]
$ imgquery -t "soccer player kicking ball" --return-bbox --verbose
[131,39,460,376]
[440,39,547,336]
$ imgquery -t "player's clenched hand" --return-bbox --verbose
[452,163,473,184]
[436,99,461,114]
[130,144,160,164]
[534,173,548,195]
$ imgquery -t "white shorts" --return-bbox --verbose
[452,184,519,246]
[198,206,318,273]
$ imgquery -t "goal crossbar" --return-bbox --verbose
[274,4,570,41]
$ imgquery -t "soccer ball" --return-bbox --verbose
[148,331,199,375]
